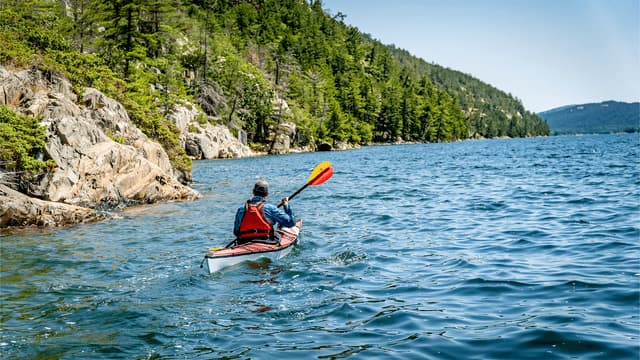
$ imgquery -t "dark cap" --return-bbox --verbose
[253,180,269,197]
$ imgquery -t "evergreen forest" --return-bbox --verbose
[1,0,550,173]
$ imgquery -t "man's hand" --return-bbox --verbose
[281,197,289,207]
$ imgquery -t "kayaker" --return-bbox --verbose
[233,180,296,244]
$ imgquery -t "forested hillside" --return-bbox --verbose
[1,0,549,174]
[538,101,639,135]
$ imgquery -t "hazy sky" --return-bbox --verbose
[321,0,639,112]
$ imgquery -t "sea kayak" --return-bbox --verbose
[203,220,302,273]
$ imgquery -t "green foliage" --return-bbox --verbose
[0,7,46,67]
[181,0,540,144]
[0,0,191,174]
[50,50,125,96]
[119,71,192,173]
[212,56,276,141]
[1,0,549,176]
[106,129,126,144]
[0,106,56,172]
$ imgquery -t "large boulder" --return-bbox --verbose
[1,67,78,108]
[39,115,198,208]
[270,122,296,155]
[169,104,255,159]
[0,184,103,227]
[81,88,183,181]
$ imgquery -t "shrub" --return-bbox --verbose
[0,106,56,172]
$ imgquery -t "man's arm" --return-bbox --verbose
[233,206,244,236]
[264,203,296,228]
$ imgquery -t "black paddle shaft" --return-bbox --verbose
[278,183,309,207]
[277,165,333,207]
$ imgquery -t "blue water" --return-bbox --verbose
[1,134,639,359]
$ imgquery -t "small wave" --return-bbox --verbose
[607,163,632,169]
[360,307,427,332]
[560,280,611,289]
[448,278,532,297]
[441,258,477,270]
[607,226,640,236]
[585,239,636,251]
[470,201,508,211]
[464,277,531,288]
[510,238,534,246]
[532,280,613,296]
[371,214,395,225]
[501,229,551,239]
[329,250,367,266]
[507,238,557,252]
[567,197,598,205]
[512,329,636,359]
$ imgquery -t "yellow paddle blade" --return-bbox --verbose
[307,161,333,185]
[209,246,224,252]
[280,161,334,207]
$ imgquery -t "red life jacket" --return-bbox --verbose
[238,201,273,241]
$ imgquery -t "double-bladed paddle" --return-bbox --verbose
[278,161,334,207]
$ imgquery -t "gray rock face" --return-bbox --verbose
[1,67,78,109]
[0,66,199,227]
[0,184,103,227]
[270,122,296,155]
[168,104,255,159]
[81,88,178,180]
[40,114,198,208]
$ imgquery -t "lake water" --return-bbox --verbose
[1,134,639,359]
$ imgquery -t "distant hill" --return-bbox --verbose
[538,101,639,135]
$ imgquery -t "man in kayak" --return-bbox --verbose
[233,179,296,244]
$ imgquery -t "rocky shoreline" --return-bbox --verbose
[0,183,105,228]
[0,66,257,229]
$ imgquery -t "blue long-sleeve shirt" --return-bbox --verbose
[233,196,296,237]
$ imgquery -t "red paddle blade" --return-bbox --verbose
[307,161,333,186]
